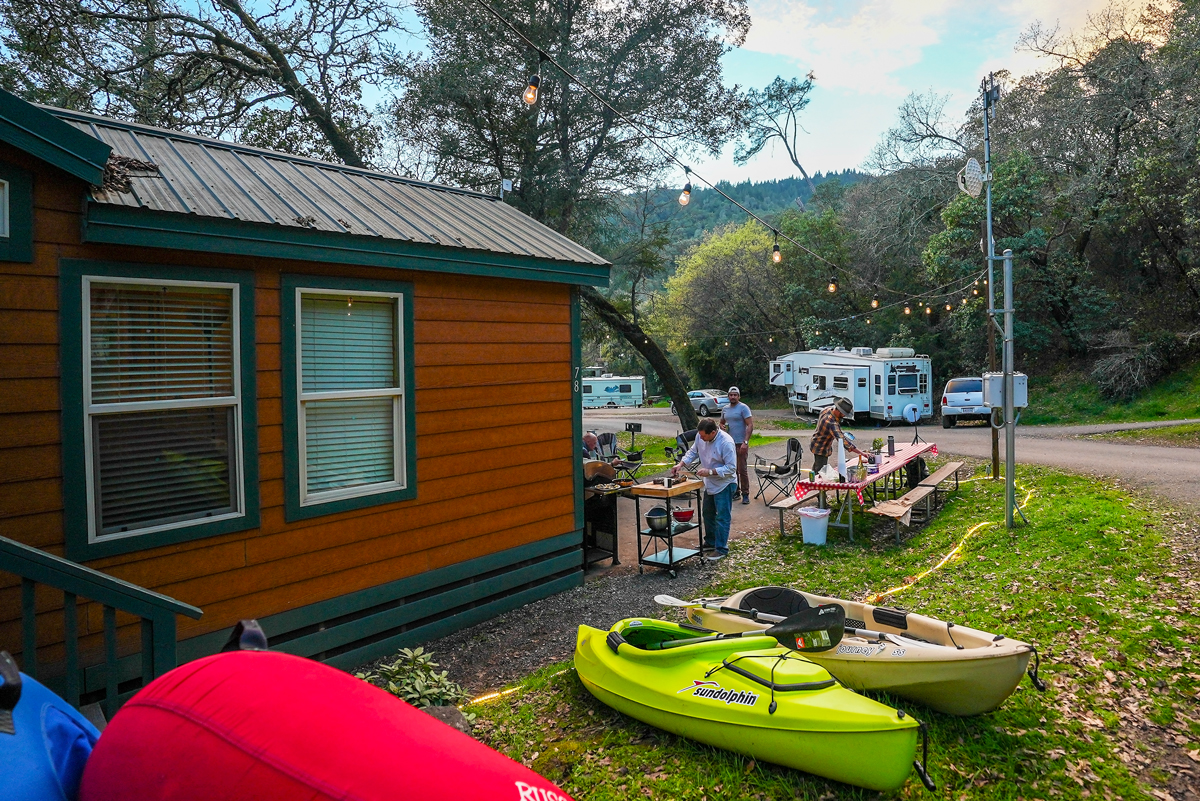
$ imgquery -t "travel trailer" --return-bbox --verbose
[768,347,933,423]
[581,366,646,408]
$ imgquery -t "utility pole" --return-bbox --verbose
[1002,249,1016,528]
[982,73,1000,481]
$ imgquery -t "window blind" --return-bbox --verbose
[301,296,396,392]
[93,407,236,535]
[299,293,402,501]
[90,283,234,403]
[304,398,395,493]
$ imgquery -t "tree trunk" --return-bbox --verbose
[578,286,699,433]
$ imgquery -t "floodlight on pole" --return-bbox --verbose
[957,158,984,198]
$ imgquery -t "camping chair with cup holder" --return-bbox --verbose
[753,437,803,505]
[664,429,698,466]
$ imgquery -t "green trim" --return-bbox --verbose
[0,89,109,184]
[280,274,418,521]
[571,288,584,532]
[59,259,260,562]
[0,162,32,262]
[81,529,582,693]
[85,205,611,287]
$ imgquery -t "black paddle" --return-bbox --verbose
[650,604,846,652]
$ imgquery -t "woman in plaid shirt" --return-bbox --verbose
[809,397,868,474]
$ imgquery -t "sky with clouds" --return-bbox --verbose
[705,0,1109,183]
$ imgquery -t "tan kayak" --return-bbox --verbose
[685,586,1044,716]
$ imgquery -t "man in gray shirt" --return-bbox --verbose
[671,418,737,560]
[720,386,754,504]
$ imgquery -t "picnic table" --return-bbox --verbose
[793,442,937,541]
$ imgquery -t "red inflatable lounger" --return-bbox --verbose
[80,651,573,801]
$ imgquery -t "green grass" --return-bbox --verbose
[1085,422,1200,448]
[1022,361,1200,425]
[464,466,1200,800]
[757,417,814,431]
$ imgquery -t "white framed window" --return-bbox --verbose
[83,277,244,542]
[0,179,9,238]
[296,289,407,505]
[833,376,849,390]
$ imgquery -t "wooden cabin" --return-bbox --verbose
[0,88,607,706]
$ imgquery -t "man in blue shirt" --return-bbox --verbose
[720,386,754,504]
[671,418,738,560]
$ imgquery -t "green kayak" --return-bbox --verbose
[575,618,926,792]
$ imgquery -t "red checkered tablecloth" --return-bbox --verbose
[794,442,937,506]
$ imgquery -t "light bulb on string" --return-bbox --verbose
[724,340,729,346]
[961,296,969,305]
[522,73,541,105]
[925,305,932,315]
[679,167,692,206]
[945,302,953,311]
[870,295,879,309]
[827,276,838,293]
[865,318,871,325]
[904,303,911,315]
[772,243,781,263]
[972,287,980,296]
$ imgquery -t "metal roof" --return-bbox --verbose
[49,107,607,268]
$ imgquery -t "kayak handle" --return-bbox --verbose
[606,631,627,654]
[912,718,936,792]
[1027,646,1047,691]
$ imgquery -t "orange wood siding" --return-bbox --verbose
[0,144,579,665]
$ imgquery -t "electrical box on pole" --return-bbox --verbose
[981,373,1027,410]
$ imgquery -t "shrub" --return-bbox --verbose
[1090,334,1175,401]
[356,647,472,709]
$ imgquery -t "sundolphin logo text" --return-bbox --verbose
[516,781,571,801]
[676,680,759,706]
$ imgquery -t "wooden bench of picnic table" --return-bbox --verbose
[769,490,821,536]
[918,461,965,502]
[866,461,964,542]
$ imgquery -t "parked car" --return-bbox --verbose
[940,377,989,427]
[670,389,731,417]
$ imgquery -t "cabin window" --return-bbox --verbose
[875,375,882,395]
[919,373,928,394]
[60,260,260,560]
[0,163,32,262]
[887,375,897,396]
[833,376,849,390]
[858,377,867,388]
[282,276,416,521]
[813,376,826,390]
[897,373,919,394]
[0,179,8,237]
[582,384,592,394]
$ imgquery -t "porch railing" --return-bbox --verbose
[1,534,202,719]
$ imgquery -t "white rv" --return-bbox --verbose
[768,347,934,423]
[581,367,646,408]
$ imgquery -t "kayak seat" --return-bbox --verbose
[738,586,810,618]
[615,620,699,650]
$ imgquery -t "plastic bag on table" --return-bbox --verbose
[816,465,840,482]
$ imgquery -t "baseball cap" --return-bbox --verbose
[728,386,740,394]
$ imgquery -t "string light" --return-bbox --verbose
[925,305,932,315]
[865,318,871,325]
[871,295,880,309]
[962,296,969,305]
[724,340,729,346]
[826,276,838,293]
[972,287,980,296]
[522,73,541,105]
[945,302,953,311]
[904,303,911,315]
[678,167,692,206]
[772,230,781,263]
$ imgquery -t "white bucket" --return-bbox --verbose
[797,507,831,545]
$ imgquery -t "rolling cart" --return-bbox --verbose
[629,479,705,577]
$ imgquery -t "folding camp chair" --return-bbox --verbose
[664,429,698,467]
[596,432,645,481]
[753,437,803,506]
